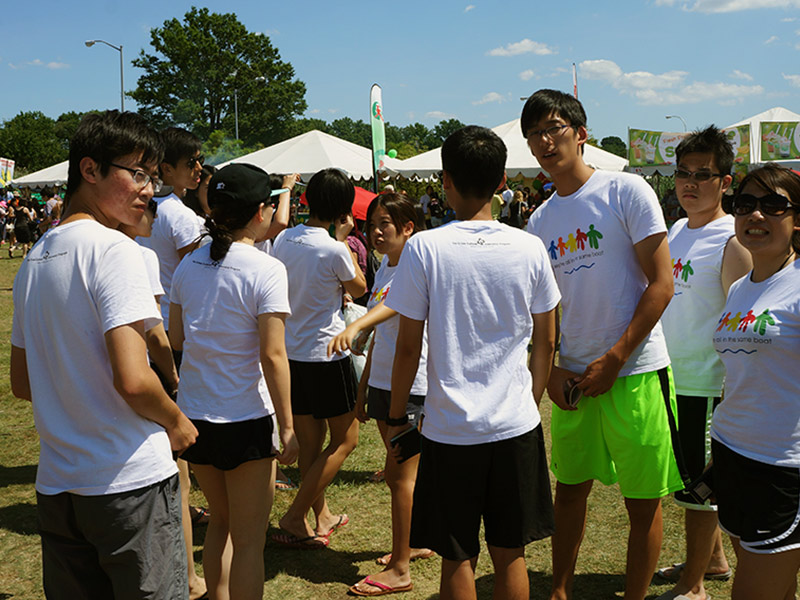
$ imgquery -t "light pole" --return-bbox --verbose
[665,114,687,132]
[85,39,124,112]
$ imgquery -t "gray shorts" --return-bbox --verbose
[37,473,187,600]
[366,386,425,427]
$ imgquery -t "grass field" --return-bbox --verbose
[0,254,737,599]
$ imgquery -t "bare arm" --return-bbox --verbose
[145,322,179,394]
[105,322,197,452]
[327,301,397,357]
[387,316,425,449]
[579,232,674,397]
[355,336,376,423]
[720,235,752,295]
[168,303,185,351]
[530,308,557,405]
[264,173,299,240]
[334,214,368,298]
[258,313,298,465]
[10,345,31,401]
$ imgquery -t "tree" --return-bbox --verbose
[0,111,65,174]
[327,117,372,148]
[130,7,307,147]
[600,136,627,158]
[54,111,96,154]
[430,119,465,146]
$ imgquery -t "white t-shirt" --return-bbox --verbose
[140,245,164,333]
[386,220,561,445]
[272,224,357,361]
[420,194,431,215]
[367,256,427,395]
[137,193,201,330]
[171,243,291,423]
[711,261,800,466]
[526,170,670,376]
[662,216,734,396]
[11,220,175,496]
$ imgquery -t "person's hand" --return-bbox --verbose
[386,424,412,463]
[351,330,371,356]
[328,323,359,357]
[578,350,624,397]
[546,366,582,412]
[335,213,354,241]
[355,390,369,424]
[276,428,299,465]
[167,412,198,453]
[282,173,300,191]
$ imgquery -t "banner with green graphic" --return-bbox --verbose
[370,84,385,193]
[0,158,14,187]
[628,125,751,167]
[760,122,800,161]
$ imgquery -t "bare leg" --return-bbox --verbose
[550,480,593,600]
[440,556,479,600]
[279,412,358,538]
[624,497,663,600]
[191,464,231,600]
[732,545,800,600]
[178,459,207,599]
[488,545,528,600]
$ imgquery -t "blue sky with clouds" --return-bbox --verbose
[3,0,800,143]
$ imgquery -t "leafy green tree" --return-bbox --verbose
[430,119,466,146]
[130,6,307,146]
[600,135,627,158]
[0,111,65,174]
[54,111,95,154]
[328,117,372,148]
[283,118,330,139]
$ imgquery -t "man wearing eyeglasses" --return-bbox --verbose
[523,89,681,600]
[10,110,197,599]
[655,126,751,600]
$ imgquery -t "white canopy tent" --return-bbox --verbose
[727,106,800,168]
[394,118,628,180]
[217,129,402,181]
[11,160,68,189]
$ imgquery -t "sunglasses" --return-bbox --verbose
[730,193,795,217]
[674,168,725,183]
[187,155,205,169]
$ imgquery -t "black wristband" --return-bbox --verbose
[385,414,409,427]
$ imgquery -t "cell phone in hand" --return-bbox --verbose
[390,425,421,463]
[563,378,583,408]
[685,467,714,505]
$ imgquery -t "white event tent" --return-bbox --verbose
[395,118,628,180]
[217,129,402,181]
[726,106,800,168]
[11,160,68,189]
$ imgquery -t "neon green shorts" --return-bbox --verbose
[550,367,683,499]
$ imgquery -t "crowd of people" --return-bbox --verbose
[7,87,800,600]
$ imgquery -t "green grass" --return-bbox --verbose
[0,254,736,599]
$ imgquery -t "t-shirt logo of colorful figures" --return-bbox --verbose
[547,224,603,260]
[370,284,390,304]
[716,308,775,335]
[672,257,694,282]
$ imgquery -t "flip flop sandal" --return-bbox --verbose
[348,576,413,596]
[324,514,349,537]
[271,531,329,550]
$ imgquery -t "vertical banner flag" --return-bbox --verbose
[628,125,751,168]
[370,84,386,193]
[760,122,800,161]
[572,63,578,99]
[0,158,14,187]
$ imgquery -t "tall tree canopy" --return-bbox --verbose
[0,112,65,175]
[130,7,307,147]
[600,135,627,158]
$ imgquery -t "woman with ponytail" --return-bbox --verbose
[169,164,299,600]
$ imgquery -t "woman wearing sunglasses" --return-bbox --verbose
[710,164,800,600]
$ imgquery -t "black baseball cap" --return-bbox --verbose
[208,163,272,210]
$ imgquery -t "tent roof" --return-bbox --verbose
[394,119,627,179]
[11,160,68,189]
[217,129,402,181]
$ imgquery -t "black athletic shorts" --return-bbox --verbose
[674,395,721,509]
[712,439,800,554]
[366,386,424,426]
[289,356,357,419]
[181,414,277,471]
[410,424,554,561]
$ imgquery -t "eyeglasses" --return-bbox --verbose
[674,168,725,183]
[526,124,573,141]
[147,198,158,217]
[731,193,795,217]
[187,155,205,169]
[107,162,163,193]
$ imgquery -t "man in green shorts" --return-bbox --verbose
[523,89,683,600]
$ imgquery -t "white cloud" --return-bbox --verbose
[519,69,535,81]
[426,110,456,119]
[464,4,475,12]
[327,108,338,114]
[730,69,753,80]
[472,92,506,105]
[765,35,779,43]
[487,38,555,57]
[784,73,800,87]
[7,58,69,70]
[658,0,800,12]
[308,109,321,114]
[579,59,762,105]
[47,61,69,70]
[782,16,797,20]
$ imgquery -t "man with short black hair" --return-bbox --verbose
[10,110,197,599]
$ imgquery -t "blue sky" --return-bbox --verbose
[3,0,800,144]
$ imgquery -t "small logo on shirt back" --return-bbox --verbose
[28,249,68,263]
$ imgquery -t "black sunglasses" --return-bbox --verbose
[730,193,795,217]
[674,168,725,183]
[187,155,205,169]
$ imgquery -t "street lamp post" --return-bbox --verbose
[665,114,687,132]
[85,39,124,112]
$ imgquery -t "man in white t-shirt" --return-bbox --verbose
[9,110,197,599]
[386,126,560,599]
[655,127,751,600]
[419,184,433,228]
[523,89,681,600]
